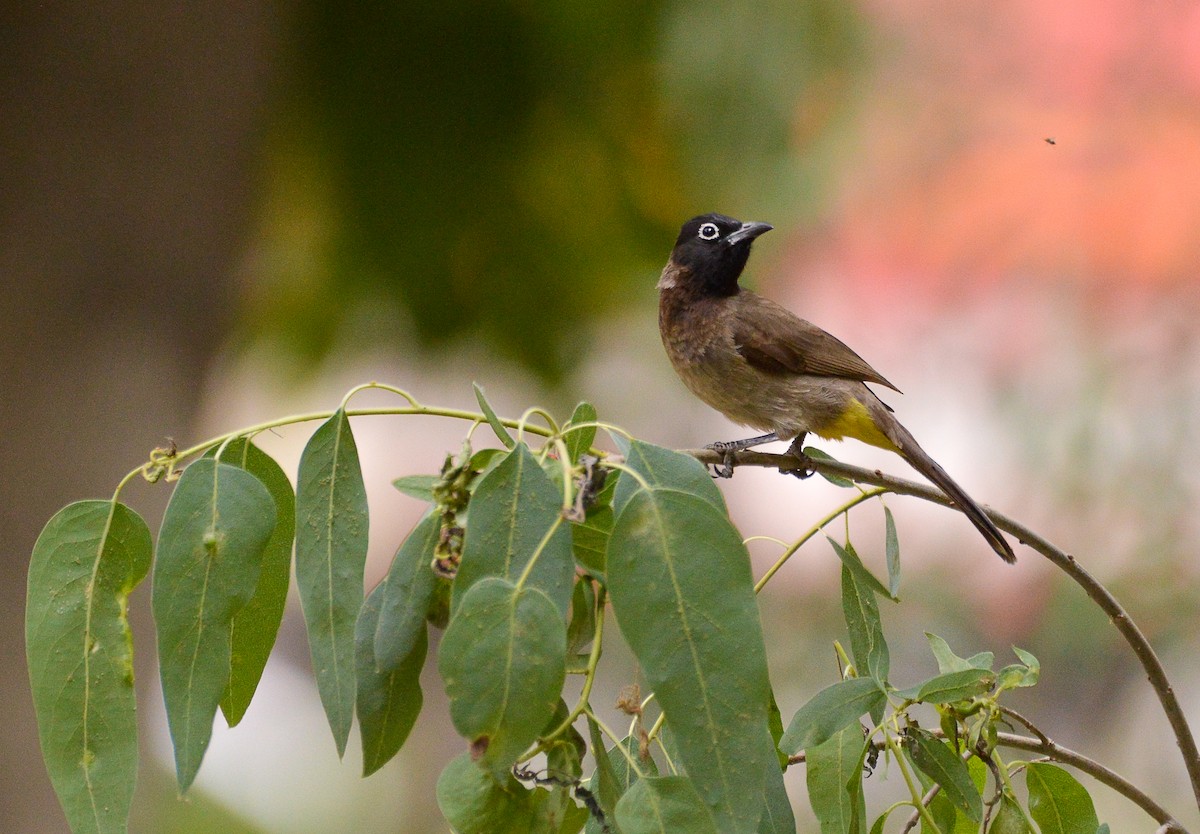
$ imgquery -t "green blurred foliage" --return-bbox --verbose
[240,0,866,380]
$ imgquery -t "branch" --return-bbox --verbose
[786,731,1188,831]
[689,447,1200,814]
[995,732,1186,831]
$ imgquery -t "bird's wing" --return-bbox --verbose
[731,292,902,392]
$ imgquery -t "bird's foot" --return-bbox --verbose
[779,437,813,480]
[704,441,738,479]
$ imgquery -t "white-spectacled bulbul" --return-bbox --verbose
[658,213,1015,563]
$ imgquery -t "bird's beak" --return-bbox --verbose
[724,221,773,246]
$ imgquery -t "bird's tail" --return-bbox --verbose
[888,423,1015,564]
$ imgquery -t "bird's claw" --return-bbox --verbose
[704,441,737,479]
[781,439,813,479]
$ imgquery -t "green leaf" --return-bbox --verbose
[896,668,995,704]
[391,474,438,503]
[153,459,276,789]
[779,678,885,755]
[803,446,856,488]
[607,488,775,833]
[884,507,901,597]
[614,777,719,834]
[373,512,441,669]
[586,733,660,833]
[27,500,152,834]
[806,726,867,833]
[474,382,517,449]
[998,646,1040,690]
[356,578,425,776]
[827,537,894,601]
[206,440,295,728]
[925,791,958,834]
[436,752,538,834]
[611,440,725,516]
[952,757,989,834]
[586,714,625,832]
[841,563,889,689]
[904,728,981,823]
[454,443,575,618]
[926,632,992,674]
[439,578,566,779]
[989,794,1032,833]
[564,402,598,464]
[1025,763,1098,834]
[294,408,369,757]
[572,470,617,577]
[757,749,796,834]
[566,577,597,655]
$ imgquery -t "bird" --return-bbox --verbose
[657,212,1016,563]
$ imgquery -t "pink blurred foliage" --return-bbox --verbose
[818,0,1200,294]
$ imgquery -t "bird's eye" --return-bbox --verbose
[698,222,720,241]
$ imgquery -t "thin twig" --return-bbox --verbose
[689,448,1200,817]
[900,784,940,834]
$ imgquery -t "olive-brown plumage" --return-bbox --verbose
[658,213,1015,563]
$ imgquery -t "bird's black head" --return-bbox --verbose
[667,213,773,296]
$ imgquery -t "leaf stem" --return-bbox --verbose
[525,587,607,757]
[753,488,887,594]
[887,731,945,832]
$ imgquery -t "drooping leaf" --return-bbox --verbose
[806,726,867,833]
[827,537,893,601]
[439,578,566,779]
[926,633,992,674]
[614,777,720,834]
[564,402,598,464]
[474,382,517,449]
[153,459,276,789]
[607,487,775,833]
[611,440,725,516]
[989,794,1032,833]
[904,728,981,823]
[883,506,901,597]
[294,408,369,757]
[436,752,539,834]
[27,500,152,834]
[356,578,426,776]
[373,512,440,669]
[841,563,889,689]
[206,439,295,727]
[586,714,626,833]
[779,677,885,755]
[391,474,439,503]
[951,757,989,834]
[1025,763,1098,834]
[454,443,574,618]
[566,577,597,655]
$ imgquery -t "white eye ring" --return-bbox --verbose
[698,222,720,240]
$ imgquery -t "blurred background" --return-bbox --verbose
[5,0,1200,830]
